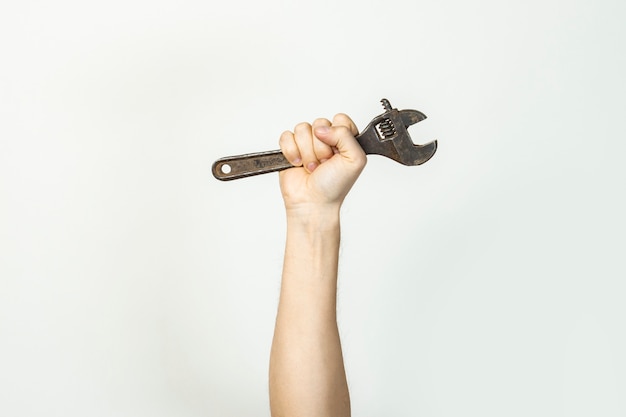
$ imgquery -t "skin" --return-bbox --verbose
[269,114,367,417]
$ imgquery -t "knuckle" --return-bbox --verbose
[334,125,351,136]
[279,130,291,143]
[294,122,311,133]
[333,113,350,123]
[333,113,358,135]
[313,117,331,126]
[279,131,293,149]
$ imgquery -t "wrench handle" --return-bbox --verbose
[212,150,294,181]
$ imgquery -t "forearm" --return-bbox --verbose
[269,114,364,417]
[269,207,350,417]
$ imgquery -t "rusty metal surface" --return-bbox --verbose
[212,99,437,181]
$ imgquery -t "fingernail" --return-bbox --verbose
[293,157,301,165]
[307,162,318,172]
[315,126,330,134]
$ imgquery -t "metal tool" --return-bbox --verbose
[212,99,437,181]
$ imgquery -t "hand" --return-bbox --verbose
[278,113,367,214]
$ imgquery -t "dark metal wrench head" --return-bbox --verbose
[356,100,437,166]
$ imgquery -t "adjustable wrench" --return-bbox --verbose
[212,99,437,181]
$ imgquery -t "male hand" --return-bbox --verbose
[278,113,367,214]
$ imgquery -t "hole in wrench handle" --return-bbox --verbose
[212,149,293,181]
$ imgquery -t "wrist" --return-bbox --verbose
[285,204,341,232]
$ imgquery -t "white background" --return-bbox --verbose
[1,0,625,416]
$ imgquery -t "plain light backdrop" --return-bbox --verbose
[1,0,625,416]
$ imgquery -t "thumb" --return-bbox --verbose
[314,125,367,166]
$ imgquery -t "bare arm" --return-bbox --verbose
[269,114,366,417]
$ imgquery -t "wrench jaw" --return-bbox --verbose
[400,109,428,127]
[356,107,438,166]
[399,139,438,166]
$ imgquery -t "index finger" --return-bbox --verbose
[332,113,359,137]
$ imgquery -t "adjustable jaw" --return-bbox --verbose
[356,105,437,166]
